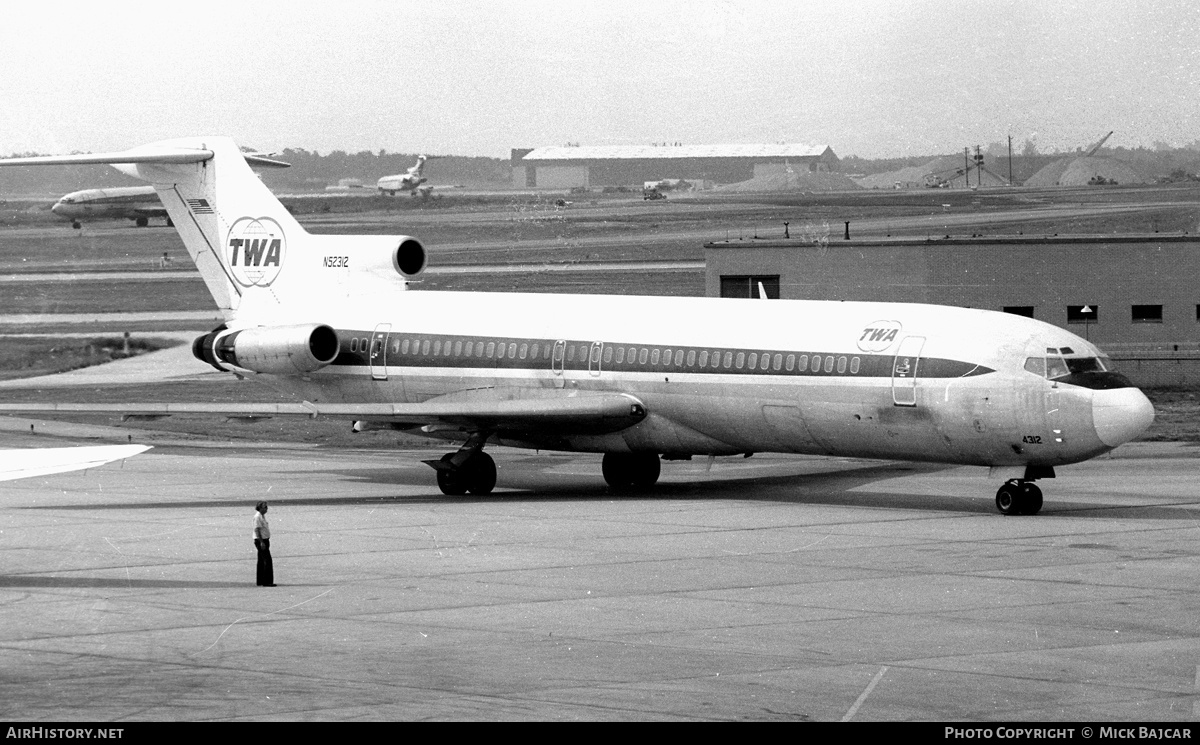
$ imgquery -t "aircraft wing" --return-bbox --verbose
[0,444,150,482]
[0,389,647,437]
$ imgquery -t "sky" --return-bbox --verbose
[3,0,1199,159]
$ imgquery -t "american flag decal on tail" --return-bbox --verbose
[186,198,213,214]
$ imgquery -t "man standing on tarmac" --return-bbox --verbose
[253,501,275,587]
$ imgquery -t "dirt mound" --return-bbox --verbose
[854,155,966,189]
[1025,155,1149,186]
[715,170,861,192]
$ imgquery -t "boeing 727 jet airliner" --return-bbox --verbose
[376,155,430,196]
[52,185,168,228]
[0,138,1155,514]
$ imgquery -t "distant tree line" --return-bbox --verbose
[5,142,1200,197]
[0,148,511,197]
[266,149,511,191]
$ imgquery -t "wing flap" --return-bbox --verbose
[0,389,647,436]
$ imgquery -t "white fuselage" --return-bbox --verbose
[51,185,165,222]
[239,289,1151,469]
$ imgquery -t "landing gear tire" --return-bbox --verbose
[436,455,468,496]
[435,451,496,496]
[1019,482,1043,515]
[135,217,148,227]
[72,221,81,230]
[995,480,1043,515]
[602,453,661,490]
[465,452,496,496]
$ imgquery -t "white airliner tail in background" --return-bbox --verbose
[0,137,1156,515]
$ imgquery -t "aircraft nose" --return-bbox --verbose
[50,202,64,215]
[1092,387,1155,448]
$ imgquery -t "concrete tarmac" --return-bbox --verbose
[0,422,1197,721]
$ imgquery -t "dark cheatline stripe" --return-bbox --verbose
[329,329,994,380]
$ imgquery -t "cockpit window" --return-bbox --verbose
[1046,356,1071,379]
[1026,354,1108,379]
[1025,353,1131,389]
[1060,356,1107,376]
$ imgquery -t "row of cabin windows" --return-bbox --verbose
[1003,305,1183,324]
[347,336,862,374]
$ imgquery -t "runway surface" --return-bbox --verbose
[0,416,1197,721]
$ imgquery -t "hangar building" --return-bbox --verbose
[704,233,1200,385]
[510,144,840,189]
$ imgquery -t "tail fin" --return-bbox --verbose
[0,137,427,324]
[409,155,427,177]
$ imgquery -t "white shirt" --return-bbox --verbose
[254,511,270,540]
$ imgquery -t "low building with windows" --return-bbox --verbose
[704,233,1200,385]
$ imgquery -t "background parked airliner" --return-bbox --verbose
[375,155,458,196]
[52,185,168,229]
[0,138,1154,515]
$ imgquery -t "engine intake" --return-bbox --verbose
[194,324,340,375]
[393,238,426,277]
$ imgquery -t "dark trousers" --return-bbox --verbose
[255,539,274,586]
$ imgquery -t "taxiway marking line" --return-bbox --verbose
[842,665,888,721]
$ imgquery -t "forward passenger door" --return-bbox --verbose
[892,335,925,406]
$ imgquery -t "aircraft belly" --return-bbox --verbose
[273,368,1060,468]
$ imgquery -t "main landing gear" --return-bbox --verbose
[995,480,1043,516]
[425,436,496,496]
[601,453,661,490]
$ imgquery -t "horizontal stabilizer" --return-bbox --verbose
[0,147,213,167]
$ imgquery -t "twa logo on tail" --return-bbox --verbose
[227,217,286,287]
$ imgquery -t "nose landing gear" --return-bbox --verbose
[995,480,1043,516]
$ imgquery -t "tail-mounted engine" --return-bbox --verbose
[392,237,426,278]
[193,323,340,375]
